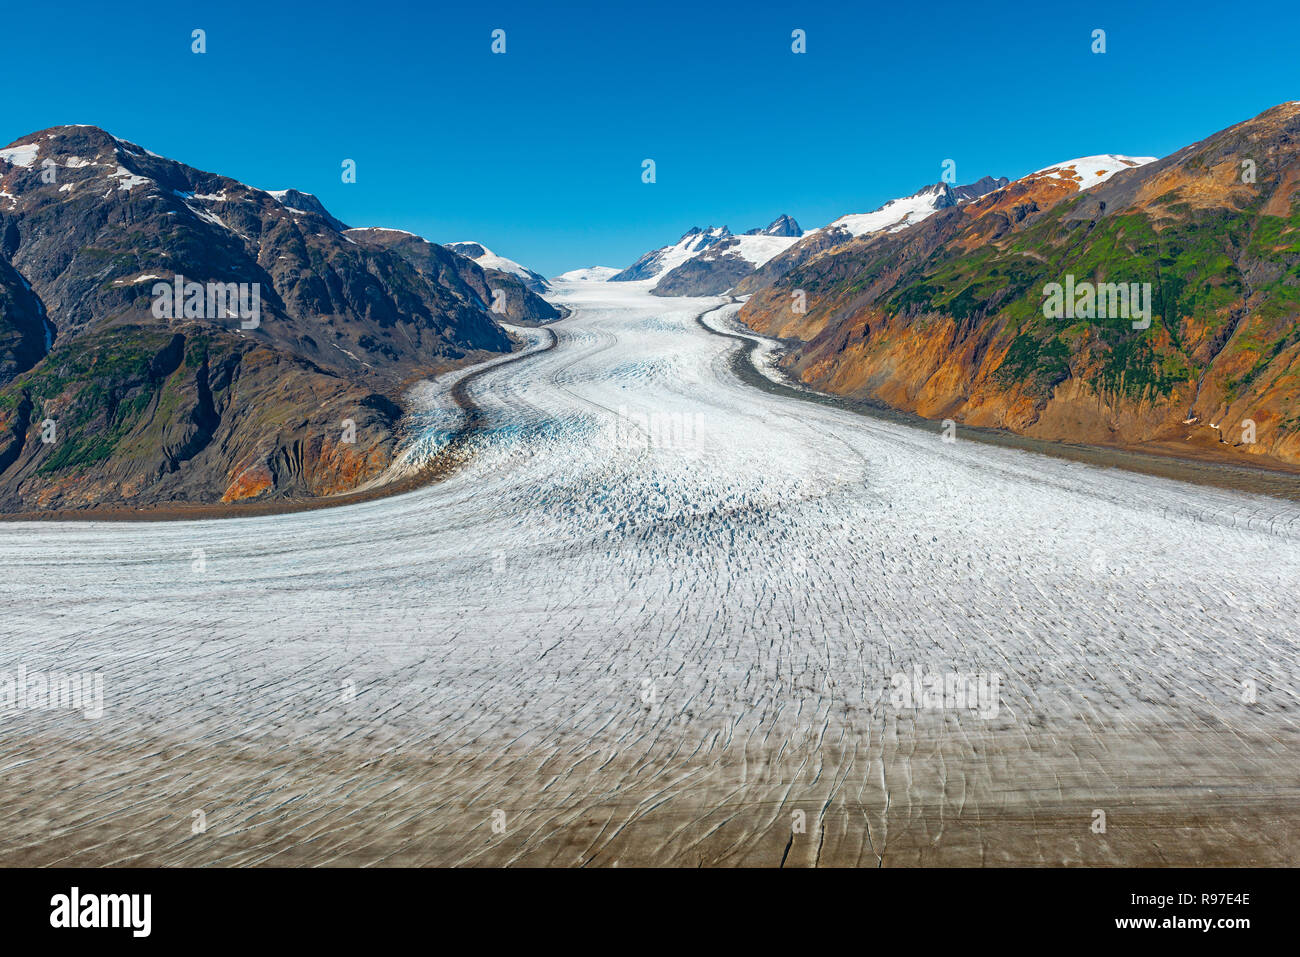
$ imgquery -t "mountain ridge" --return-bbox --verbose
[736,102,1300,467]
[0,124,556,511]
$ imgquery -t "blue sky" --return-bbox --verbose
[4,0,1298,276]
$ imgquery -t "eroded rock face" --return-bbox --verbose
[0,256,49,386]
[738,103,1300,467]
[0,323,402,511]
[0,125,524,510]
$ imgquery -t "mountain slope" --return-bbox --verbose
[733,177,1008,297]
[0,322,402,508]
[0,125,525,511]
[610,226,733,283]
[737,103,1300,467]
[0,126,514,386]
[0,256,50,386]
[347,229,562,325]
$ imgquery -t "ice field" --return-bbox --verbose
[0,280,1297,865]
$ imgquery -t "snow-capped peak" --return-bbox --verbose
[609,227,733,282]
[745,214,803,238]
[610,217,808,293]
[819,184,954,239]
[343,226,420,238]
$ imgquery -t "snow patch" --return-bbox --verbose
[704,233,800,268]
[814,187,950,240]
[1029,154,1158,190]
[112,165,151,191]
[0,144,39,168]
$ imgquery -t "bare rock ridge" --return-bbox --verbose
[0,125,557,511]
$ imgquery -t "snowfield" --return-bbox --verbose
[553,265,620,282]
[818,184,952,238]
[1029,154,1158,188]
[0,281,1297,866]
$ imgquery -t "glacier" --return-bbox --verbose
[0,280,1296,866]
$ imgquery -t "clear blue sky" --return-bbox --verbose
[4,0,1297,276]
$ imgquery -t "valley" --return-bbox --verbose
[1,280,1296,866]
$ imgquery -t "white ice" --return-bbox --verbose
[0,282,1296,865]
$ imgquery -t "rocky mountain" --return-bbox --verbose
[737,102,1300,467]
[733,177,1008,296]
[0,256,50,385]
[266,188,349,232]
[610,215,805,296]
[0,125,544,511]
[952,175,1011,203]
[446,240,550,294]
[350,229,562,325]
[610,226,732,283]
[745,214,802,237]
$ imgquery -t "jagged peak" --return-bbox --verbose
[750,214,802,237]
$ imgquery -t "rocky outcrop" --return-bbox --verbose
[745,214,802,237]
[0,256,49,386]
